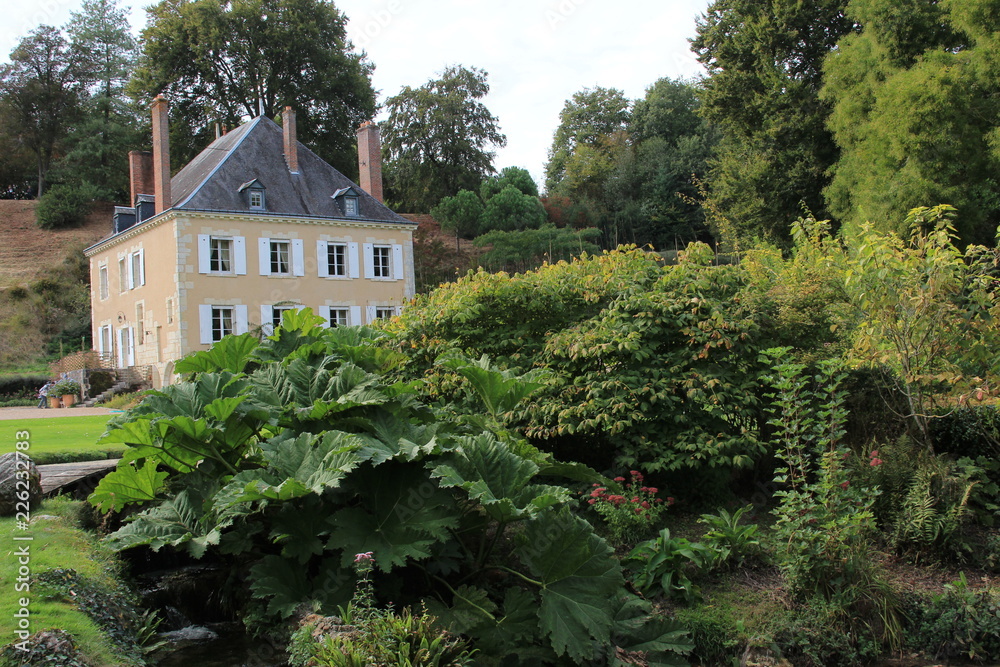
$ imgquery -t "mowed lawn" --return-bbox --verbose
[5,415,119,462]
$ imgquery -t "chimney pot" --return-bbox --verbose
[357,121,383,203]
[151,95,172,214]
[283,107,299,174]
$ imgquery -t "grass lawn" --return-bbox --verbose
[3,416,122,464]
[0,498,132,665]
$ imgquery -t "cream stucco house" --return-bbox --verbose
[84,97,416,388]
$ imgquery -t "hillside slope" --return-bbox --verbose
[0,200,112,287]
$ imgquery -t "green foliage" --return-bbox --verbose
[481,166,538,200]
[479,184,547,233]
[35,182,99,229]
[891,456,976,558]
[626,528,715,604]
[698,505,761,569]
[765,350,879,598]
[691,0,854,244]
[0,373,49,396]
[393,246,767,477]
[905,573,1000,662]
[822,0,1000,244]
[382,65,505,212]
[90,309,672,664]
[132,0,376,173]
[474,224,601,273]
[545,86,630,196]
[431,189,484,240]
[583,469,671,547]
[842,206,1000,449]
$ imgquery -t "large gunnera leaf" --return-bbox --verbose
[104,487,220,558]
[430,434,570,522]
[516,506,623,662]
[327,463,457,572]
[89,460,169,512]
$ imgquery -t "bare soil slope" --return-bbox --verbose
[0,200,112,286]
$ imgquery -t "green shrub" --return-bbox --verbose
[626,528,715,603]
[930,406,1000,459]
[905,573,1000,662]
[36,183,99,230]
[765,351,879,598]
[31,449,125,465]
[582,469,671,547]
[98,390,144,410]
[891,456,976,559]
[774,594,885,667]
[0,373,49,396]
[87,370,115,397]
[698,504,762,570]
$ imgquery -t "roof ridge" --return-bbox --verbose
[173,116,263,209]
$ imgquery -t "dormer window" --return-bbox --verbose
[332,187,361,217]
[239,179,267,211]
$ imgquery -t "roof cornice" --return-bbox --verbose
[84,210,177,256]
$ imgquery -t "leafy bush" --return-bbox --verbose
[698,505,762,569]
[0,373,49,396]
[36,182,99,230]
[626,528,715,603]
[905,573,1000,662]
[89,311,688,665]
[765,351,878,598]
[891,456,976,559]
[98,390,145,410]
[393,246,768,477]
[292,553,476,667]
[582,469,672,546]
[31,448,125,466]
[51,379,81,396]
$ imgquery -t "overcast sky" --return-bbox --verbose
[1,0,711,186]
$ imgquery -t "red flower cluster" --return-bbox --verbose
[582,470,670,517]
[869,450,884,467]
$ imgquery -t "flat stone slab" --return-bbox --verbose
[39,459,120,495]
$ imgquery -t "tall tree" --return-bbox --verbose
[691,0,856,246]
[57,0,141,199]
[544,86,630,196]
[381,65,506,213]
[130,0,376,174]
[822,0,1000,245]
[0,26,87,196]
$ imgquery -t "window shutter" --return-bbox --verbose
[395,306,404,316]
[127,328,136,366]
[348,242,360,279]
[392,244,404,281]
[127,254,135,289]
[233,236,247,275]
[138,249,146,286]
[234,305,249,335]
[199,304,213,344]
[96,325,105,354]
[362,243,374,279]
[365,305,377,324]
[292,239,305,276]
[116,329,125,367]
[198,235,211,273]
[258,238,271,275]
[260,304,273,334]
[318,305,331,327]
[317,241,329,278]
[350,306,362,326]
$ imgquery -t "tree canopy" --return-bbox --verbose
[381,65,506,213]
[130,0,376,174]
[822,0,1000,245]
[691,0,856,246]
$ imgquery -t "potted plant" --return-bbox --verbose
[52,380,81,408]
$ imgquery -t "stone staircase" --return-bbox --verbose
[80,379,131,407]
[79,367,150,407]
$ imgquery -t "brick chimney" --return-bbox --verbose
[128,150,153,206]
[151,95,171,214]
[356,121,383,203]
[282,106,299,174]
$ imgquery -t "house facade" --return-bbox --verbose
[84,97,416,388]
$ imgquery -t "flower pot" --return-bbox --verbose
[61,394,76,408]
[48,396,61,409]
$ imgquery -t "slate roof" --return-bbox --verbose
[170,115,411,224]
